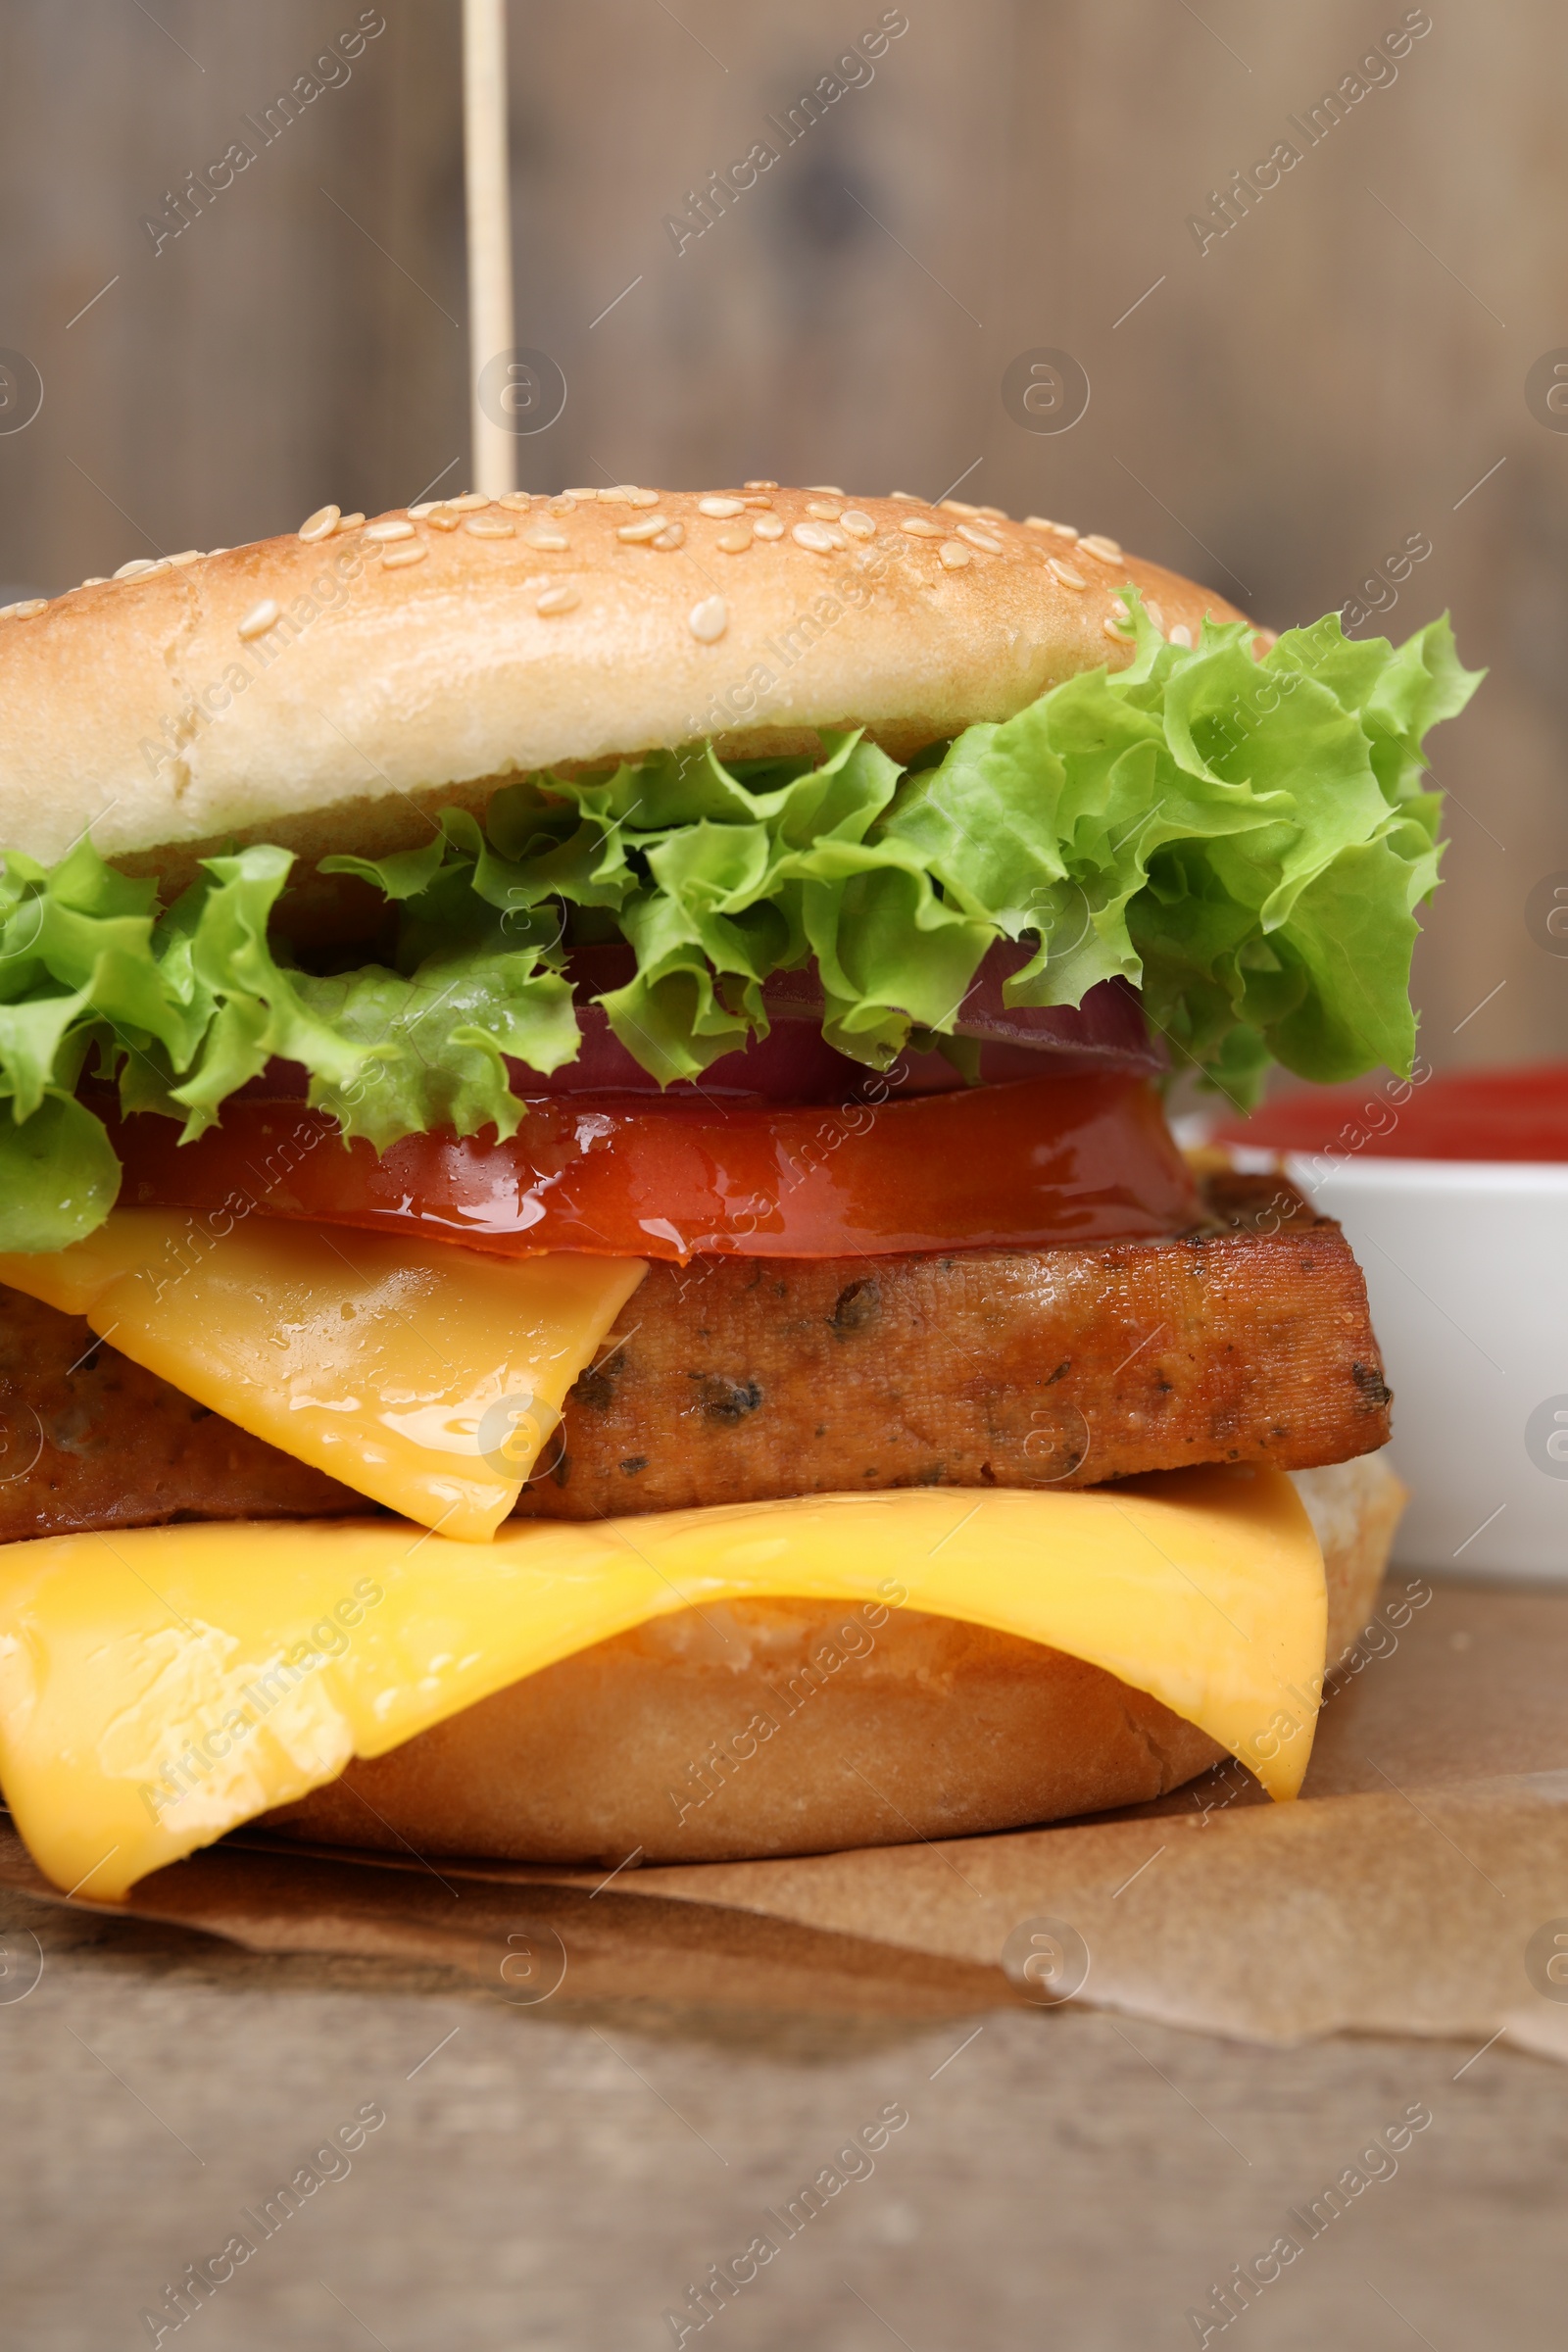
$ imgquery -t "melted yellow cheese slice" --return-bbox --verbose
[0,1469,1326,1897]
[0,1214,645,1541]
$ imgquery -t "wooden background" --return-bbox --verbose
[1,0,1564,1070]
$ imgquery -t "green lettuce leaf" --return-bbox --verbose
[0,1092,122,1251]
[0,601,1480,1249]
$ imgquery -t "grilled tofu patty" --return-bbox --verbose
[520,1173,1388,1517]
[0,1176,1388,1540]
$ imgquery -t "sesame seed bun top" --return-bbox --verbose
[0,484,1251,875]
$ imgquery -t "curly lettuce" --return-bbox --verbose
[0,601,1479,1250]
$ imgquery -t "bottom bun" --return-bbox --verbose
[270,1455,1404,1866]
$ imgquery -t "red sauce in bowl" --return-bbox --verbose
[1213,1061,1568,1164]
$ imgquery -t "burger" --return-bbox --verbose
[0,482,1477,1901]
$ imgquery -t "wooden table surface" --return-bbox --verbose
[4,1872,1563,2352]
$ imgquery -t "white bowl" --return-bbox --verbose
[1283,1154,1568,1579]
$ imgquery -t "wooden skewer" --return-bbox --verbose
[463,0,515,497]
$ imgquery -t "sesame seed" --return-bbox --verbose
[208,548,230,556]
[465,514,515,537]
[689,595,728,642]
[536,585,580,615]
[806,500,844,522]
[839,510,876,540]
[956,522,1004,555]
[793,520,843,553]
[114,559,158,580]
[653,521,686,550]
[1080,533,1123,564]
[523,525,570,551]
[382,544,429,569]
[616,515,667,542]
[625,488,662,509]
[565,488,600,501]
[450,492,490,512]
[806,483,845,495]
[752,514,785,540]
[237,599,280,640]
[425,509,462,532]
[1048,558,1087,591]
[166,550,202,566]
[1103,613,1134,640]
[365,517,416,542]
[1025,516,1078,538]
[78,577,109,588]
[699,496,746,518]
[978,505,1008,522]
[938,541,972,570]
[744,478,778,491]
[499,492,533,511]
[334,513,365,533]
[939,499,981,516]
[890,491,928,504]
[740,495,774,510]
[1169,623,1194,649]
[1146,601,1166,633]
[714,524,754,553]
[1,598,48,618]
[1110,596,1130,619]
[298,504,341,543]
[409,502,437,519]
[900,516,945,539]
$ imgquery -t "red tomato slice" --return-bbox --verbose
[108,1075,1201,1260]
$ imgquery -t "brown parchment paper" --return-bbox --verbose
[5,1577,1567,2045]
